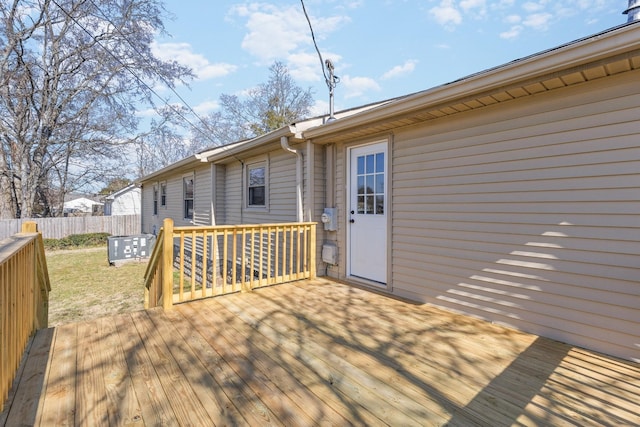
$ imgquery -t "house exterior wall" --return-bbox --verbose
[328,69,640,362]
[214,164,226,225]
[193,164,212,226]
[140,184,154,234]
[222,149,299,225]
[141,163,212,234]
[309,142,327,274]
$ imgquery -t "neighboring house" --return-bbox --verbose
[104,184,141,216]
[63,197,103,215]
[140,22,640,363]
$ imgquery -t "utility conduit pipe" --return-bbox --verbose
[281,136,303,222]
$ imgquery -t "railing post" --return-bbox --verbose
[21,221,37,233]
[309,223,316,279]
[162,218,174,310]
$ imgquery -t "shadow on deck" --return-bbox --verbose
[2,278,639,426]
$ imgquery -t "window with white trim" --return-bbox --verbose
[183,175,194,219]
[247,163,266,207]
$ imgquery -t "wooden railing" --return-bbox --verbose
[0,222,51,412]
[144,219,317,309]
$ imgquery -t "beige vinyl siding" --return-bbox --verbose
[224,151,299,225]
[312,143,326,219]
[326,142,347,279]
[193,164,212,226]
[223,162,242,225]
[390,70,640,362]
[308,143,326,274]
[264,150,296,222]
[165,175,188,226]
[140,184,157,234]
[214,164,226,225]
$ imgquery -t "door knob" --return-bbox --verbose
[349,219,355,223]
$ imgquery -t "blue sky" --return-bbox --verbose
[151,1,627,119]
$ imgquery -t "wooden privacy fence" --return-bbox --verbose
[0,214,140,240]
[0,222,51,412]
[144,219,317,309]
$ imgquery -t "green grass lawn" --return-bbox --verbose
[46,247,149,327]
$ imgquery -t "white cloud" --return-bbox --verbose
[193,100,220,115]
[522,2,545,13]
[492,0,515,9]
[310,99,330,116]
[500,25,523,39]
[287,51,343,83]
[523,12,553,30]
[341,75,381,99]
[230,4,348,63]
[136,107,157,118]
[151,42,237,81]
[429,0,462,28]
[460,0,485,12]
[381,60,418,80]
[504,14,521,24]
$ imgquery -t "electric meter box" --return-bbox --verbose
[321,207,337,231]
[108,234,156,264]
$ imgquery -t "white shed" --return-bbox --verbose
[104,184,141,216]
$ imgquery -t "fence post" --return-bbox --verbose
[162,218,174,310]
[21,221,38,233]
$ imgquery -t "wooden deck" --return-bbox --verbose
[2,278,639,426]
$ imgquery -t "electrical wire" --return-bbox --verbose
[50,0,221,147]
[300,0,338,90]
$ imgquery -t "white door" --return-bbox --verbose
[348,142,387,284]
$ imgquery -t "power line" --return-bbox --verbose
[50,0,221,147]
[300,0,339,91]
[300,0,339,120]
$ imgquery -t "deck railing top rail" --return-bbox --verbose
[144,219,317,310]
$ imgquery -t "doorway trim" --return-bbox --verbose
[344,137,392,291]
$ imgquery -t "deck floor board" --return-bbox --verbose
[3,278,639,426]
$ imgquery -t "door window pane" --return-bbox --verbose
[366,175,374,194]
[366,154,374,173]
[366,195,374,214]
[376,195,384,214]
[376,153,384,172]
[376,174,384,193]
[354,151,385,215]
[357,156,364,174]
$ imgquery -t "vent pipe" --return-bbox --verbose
[624,0,640,22]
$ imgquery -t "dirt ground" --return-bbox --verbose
[46,247,149,327]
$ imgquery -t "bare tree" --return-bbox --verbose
[0,0,192,218]
[135,105,210,177]
[198,61,314,147]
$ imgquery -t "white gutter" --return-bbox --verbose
[281,136,303,222]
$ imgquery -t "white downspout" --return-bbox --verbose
[281,136,303,222]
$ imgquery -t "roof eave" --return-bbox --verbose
[304,22,640,141]
[201,125,299,163]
